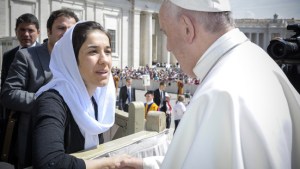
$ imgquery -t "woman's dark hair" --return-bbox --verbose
[72,21,111,63]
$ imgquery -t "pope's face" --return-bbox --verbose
[159,9,182,57]
[159,3,195,76]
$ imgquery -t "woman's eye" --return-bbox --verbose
[58,27,66,30]
[89,50,97,54]
[105,50,112,55]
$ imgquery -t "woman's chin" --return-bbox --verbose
[97,79,109,87]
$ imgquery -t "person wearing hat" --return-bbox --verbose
[119,0,300,168]
[144,91,159,119]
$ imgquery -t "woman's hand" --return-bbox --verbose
[85,154,142,169]
[118,155,143,169]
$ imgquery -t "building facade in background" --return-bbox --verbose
[236,14,299,51]
[0,0,299,69]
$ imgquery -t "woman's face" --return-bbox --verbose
[78,30,112,92]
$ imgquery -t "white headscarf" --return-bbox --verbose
[36,21,116,150]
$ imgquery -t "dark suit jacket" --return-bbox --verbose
[0,46,19,157]
[154,89,166,111]
[118,85,136,112]
[0,43,40,161]
[0,42,52,168]
[1,43,40,88]
[1,46,19,88]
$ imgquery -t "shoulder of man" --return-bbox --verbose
[2,46,19,57]
[21,42,48,58]
[30,41,45,51]
[4,41,41,56]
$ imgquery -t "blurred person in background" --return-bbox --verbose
[0,13,40,165]
[173,95,186,134]
[144,91,158,119]
[161,93,172,129]
[119,77,136,112]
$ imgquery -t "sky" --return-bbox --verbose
[230,0,300,19]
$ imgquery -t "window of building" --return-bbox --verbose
[108,29,116,53]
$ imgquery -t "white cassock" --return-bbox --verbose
[143,28,300,169]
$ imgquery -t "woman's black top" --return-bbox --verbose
[32,89,103,169]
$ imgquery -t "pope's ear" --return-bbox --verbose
[180,15,195,43]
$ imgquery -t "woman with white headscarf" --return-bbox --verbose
[32,21,120,169]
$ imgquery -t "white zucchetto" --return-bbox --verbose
[170,0,231,12]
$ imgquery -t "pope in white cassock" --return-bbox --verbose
[119,0,300,168]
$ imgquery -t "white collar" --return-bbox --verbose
[193,28,248,81]
[147,100,154,105]
[19,41,37,49]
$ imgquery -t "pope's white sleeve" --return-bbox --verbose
[143,156,164,169]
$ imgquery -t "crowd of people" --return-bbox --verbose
[111,64,200,86]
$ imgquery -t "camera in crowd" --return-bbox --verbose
[267,24,300,61]
[267,24,300,94]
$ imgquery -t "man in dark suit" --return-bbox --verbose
[154,81,167,111]
[0,13,40,164]
[154,81,172,128]
[0,9,78,168]
[1,13,40,88]
[119,77,136,112]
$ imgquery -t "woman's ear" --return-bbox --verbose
[180,15,195,44]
